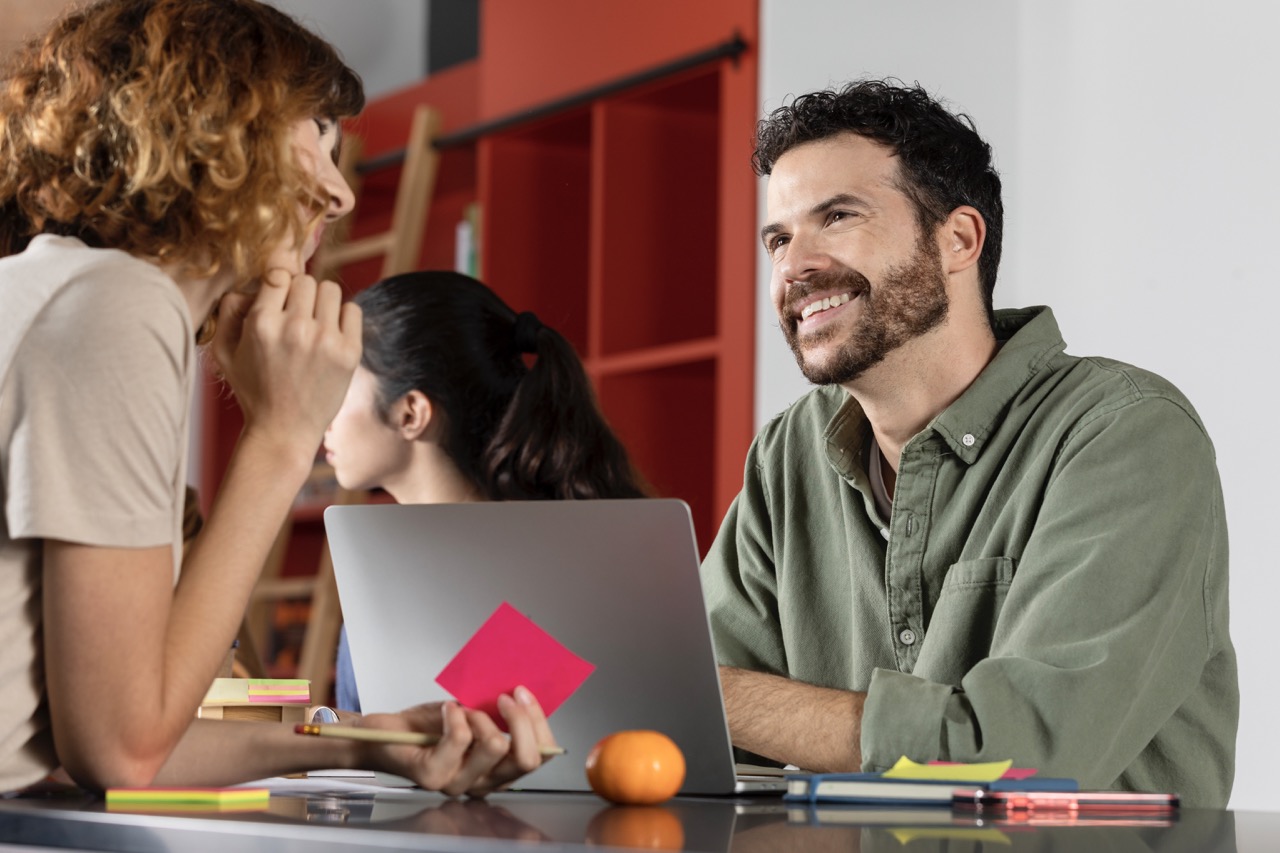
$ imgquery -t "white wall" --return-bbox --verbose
[760,0,1280,811]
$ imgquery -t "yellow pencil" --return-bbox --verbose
[294,723,566,756]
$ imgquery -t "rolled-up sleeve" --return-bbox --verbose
[701,440,789,677]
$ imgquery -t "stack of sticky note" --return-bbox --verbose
[197,677,311,723]
[784,757,1077,806]
[106,787,270,814]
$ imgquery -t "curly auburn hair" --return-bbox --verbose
[0,0,364,282]
[753,79,1003,321]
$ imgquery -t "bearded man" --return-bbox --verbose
[700,80,1237,808]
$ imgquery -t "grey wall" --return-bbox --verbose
[264,0,427,99]
[759,0,1280,810]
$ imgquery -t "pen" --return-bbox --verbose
[294,724,567,756]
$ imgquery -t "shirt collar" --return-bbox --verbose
[930,306,1065,463]
[824,390,870,481]
[823,306,1067,471]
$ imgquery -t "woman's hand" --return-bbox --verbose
[359,687,559,797]
[211,268,361,455]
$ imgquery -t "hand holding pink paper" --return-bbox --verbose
[435,602,595,730]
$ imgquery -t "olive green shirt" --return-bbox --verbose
[702,306,1237,808]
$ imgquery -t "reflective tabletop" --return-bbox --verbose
[0,787,1273,853]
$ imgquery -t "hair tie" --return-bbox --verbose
[513,311,543,354]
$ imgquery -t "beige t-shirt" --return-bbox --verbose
[0,235,195,790]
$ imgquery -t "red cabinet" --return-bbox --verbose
[198,2,759,614]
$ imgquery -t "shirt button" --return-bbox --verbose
[880,527,890,540]
[899,628,917,646]
[962,433,976,447]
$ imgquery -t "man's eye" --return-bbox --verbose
[768,236,790,255]
[829,210,853,224]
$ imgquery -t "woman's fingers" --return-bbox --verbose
[218,268,360,445]
[360,703,470,792]
[417,702,476,790]
[498,688,555,776]
[339,300,363,352]
[314,278,344,330]
[458,690,560,797]
[280,272,318,320]
[210,292,253,374]
[440,709,512,797]
[360,698,556,798]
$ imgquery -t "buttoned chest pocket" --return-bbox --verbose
[914,557,1016,686]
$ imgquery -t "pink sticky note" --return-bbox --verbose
[435,602,595,730]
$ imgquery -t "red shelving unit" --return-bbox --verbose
[197,2,759,666]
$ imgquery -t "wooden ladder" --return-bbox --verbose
[245,104,442,703]
[312,103,442,281]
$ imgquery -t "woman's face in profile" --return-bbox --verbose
[263,117,356,276]
[324,366,410,493]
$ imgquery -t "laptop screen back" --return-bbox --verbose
[324,499,740,794]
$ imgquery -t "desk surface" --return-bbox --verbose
[0,789,1272,853]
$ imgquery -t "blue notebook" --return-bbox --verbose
[784,772,1078,805]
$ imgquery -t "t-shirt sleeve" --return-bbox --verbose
[4,276,189,548]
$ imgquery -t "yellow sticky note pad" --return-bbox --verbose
[881,756,1012,783]
[106,787,269,813]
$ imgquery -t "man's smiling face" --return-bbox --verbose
[764,132,950,386]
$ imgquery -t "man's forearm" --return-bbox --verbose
[719,666,864,773]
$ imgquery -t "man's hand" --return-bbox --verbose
[719,666,865,773]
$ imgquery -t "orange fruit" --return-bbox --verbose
[585,805,685,850]
[584,730,686,805]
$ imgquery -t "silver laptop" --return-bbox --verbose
[324,499,786,795]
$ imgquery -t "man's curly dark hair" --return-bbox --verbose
[754,80,1003,321]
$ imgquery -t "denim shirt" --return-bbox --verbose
[701,306,1237,807]
[335,625,362,713]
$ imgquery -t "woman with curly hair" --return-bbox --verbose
[322,271,648,712]
[0,0,556,796]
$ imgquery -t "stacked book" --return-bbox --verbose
[784,758,1076,807]
[785,757,1179,829]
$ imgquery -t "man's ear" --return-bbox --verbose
[941,205,985,275]
[395,390,434,441]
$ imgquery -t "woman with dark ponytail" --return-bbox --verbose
[323,270,647,709]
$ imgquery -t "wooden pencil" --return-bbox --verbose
[294,723,566,756]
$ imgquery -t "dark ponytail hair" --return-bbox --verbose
[355,271,647,501]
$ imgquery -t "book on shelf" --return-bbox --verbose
[294,460,340,511]
[454,201,482,278]
[784,771,1078,806]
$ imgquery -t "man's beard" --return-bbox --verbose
[781,234,950,386]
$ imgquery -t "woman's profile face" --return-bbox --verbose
[323,366,411,493]
[265,117,356,276]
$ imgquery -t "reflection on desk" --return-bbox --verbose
[0,789,1265,852]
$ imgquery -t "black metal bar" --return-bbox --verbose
[355,32,748,175]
